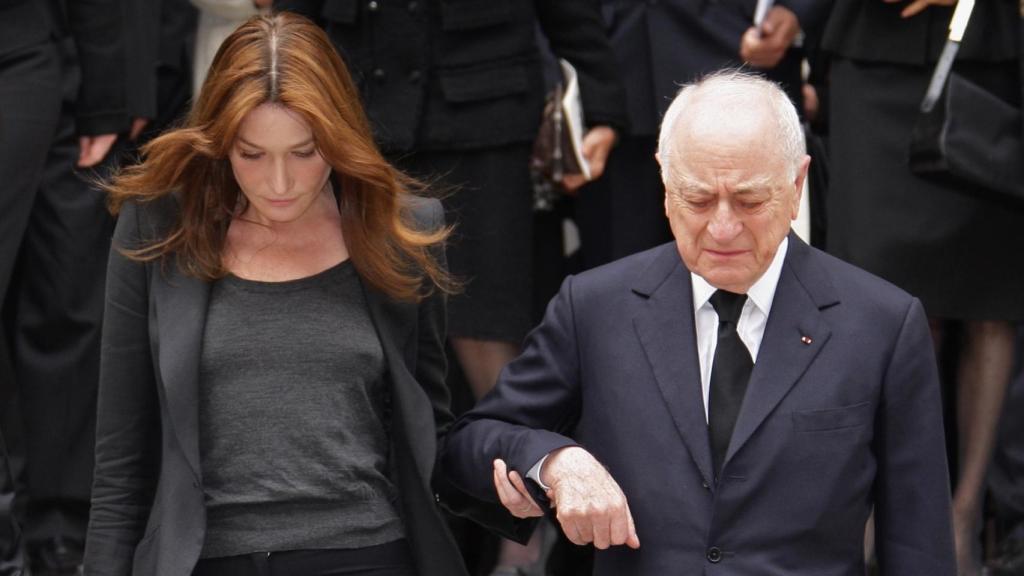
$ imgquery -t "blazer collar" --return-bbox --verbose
[724,234,837,467]
[632,244,716,485]
[152,263,210,481]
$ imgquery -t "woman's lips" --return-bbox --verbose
[266,198,295,207]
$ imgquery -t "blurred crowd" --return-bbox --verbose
[0,0,1022,575]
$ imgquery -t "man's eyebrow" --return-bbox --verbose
[733,176,776,193]
[669,172,707,193]
[236,137,315,149]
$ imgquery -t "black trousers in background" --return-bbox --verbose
[0,36,62,571]
[2,38,114,546]
[192,540,417,576]
[0,429,22,576]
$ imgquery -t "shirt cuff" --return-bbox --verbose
[526,454,551,491]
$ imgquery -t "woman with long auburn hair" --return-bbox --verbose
[82,13,483,576]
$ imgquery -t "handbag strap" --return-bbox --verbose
[921,0,976,112]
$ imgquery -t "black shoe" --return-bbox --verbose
[25,538,82,576]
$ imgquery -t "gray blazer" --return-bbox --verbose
[83,194,472,576]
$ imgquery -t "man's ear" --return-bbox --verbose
[791,155,811,219]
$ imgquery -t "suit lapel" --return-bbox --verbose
[724,235,836,466]
[153,265,210,480]
[632,246,715,486]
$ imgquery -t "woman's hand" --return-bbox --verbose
[883,0,957,19]
[740,6,800,69]
[492,459,545,519]
[562,126,617,194]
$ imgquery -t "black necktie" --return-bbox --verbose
[708,290,754,476]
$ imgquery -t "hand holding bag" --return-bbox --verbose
[908,0,1024,203]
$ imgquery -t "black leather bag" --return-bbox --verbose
[908,72,1024,203]
[908,4,1024,204]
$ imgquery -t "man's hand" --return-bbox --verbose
[740,5,800,69]
[77,133,118,167]
[542,446,640,550]
[883,0,956,18]
[562,126,617,194]
[493,459,545,519]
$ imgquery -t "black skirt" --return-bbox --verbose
[826,56,1024,321]
[395,144,534,344]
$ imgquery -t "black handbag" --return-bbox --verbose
[908,1,1024,203]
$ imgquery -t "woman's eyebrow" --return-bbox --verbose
[236,137,315,149]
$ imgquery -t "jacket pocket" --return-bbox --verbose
[792,401,873,432]
[440,0,512,31]
[438,61,528,103]
[321,0,359,24]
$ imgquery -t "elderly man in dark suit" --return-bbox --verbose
[441,70,956,575]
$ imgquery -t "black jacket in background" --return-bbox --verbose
[822,0,1019,65]
[275,0,628,152]
[600,0,830,136]
[0,0,128,135]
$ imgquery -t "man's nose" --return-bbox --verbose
[707,201,742,240]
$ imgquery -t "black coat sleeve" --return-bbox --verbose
[82,202,161,576]
[67,0,129,135]
[439,276,583,539]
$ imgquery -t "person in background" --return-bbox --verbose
[984,329,1024,576]
[272,0,627,404]
[273,3,628,573]
[573,0,830,271]
[821,2,1022,573]
[190,0,270,96]
[83,13,488,576]
[0,1,129,574]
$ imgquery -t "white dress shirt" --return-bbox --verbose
[527,238,790,487]
[691,236,788,421]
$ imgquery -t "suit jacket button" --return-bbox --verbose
[367,0,379,11]
[409,69,422,84]
[701,480,710,490]
[707,547,723,563]
[407,1,419,12]
[373,68,386,83]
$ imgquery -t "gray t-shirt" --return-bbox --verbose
[198,260,404,558]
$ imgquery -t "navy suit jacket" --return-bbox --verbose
[442,235,955,575]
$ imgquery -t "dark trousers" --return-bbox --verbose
[192,540,417,576]
[1,38,114,547]
[0,38,62,571]
[0,430,21,576]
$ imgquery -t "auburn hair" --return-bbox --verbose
[106,12,453,301]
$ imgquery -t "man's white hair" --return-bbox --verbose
[658,69,806,182]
